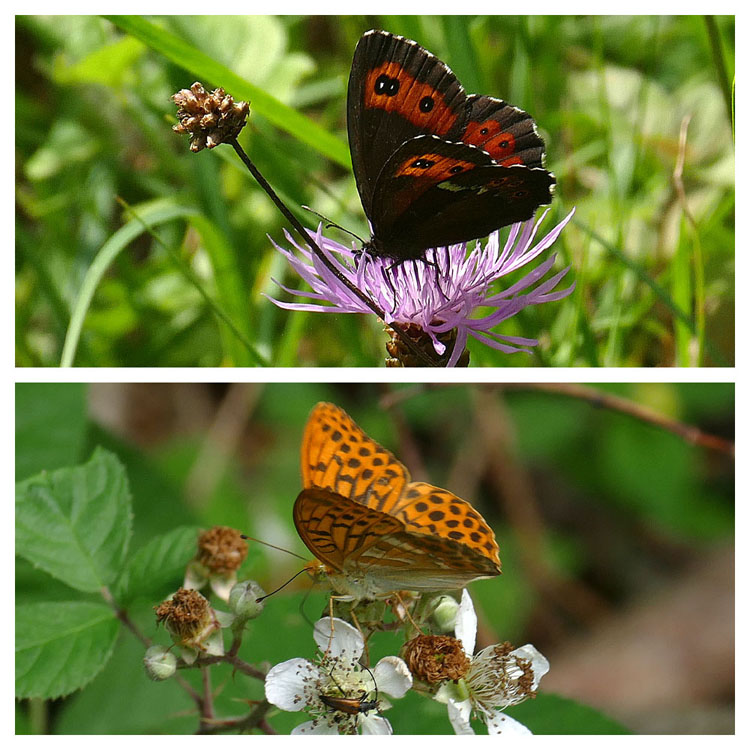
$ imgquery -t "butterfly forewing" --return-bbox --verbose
[301,402,410,510]
[348,30,468,215]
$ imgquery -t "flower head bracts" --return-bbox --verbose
[433,590,550,735]
[265,617,412,735]
[267,209,575,366]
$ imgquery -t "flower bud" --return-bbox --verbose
[229,580,266,620]
[143,645,177,681]
[429,595,460,634]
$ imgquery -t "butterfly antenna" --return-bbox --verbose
[297,579,317,629]
[255,568,309,602]
[240,534,308,561]
[301,205,366,245]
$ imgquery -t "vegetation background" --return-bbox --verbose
[15,15,734,367]
[16,382,734,733]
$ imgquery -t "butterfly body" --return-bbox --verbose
[347,30,555,262]
[294,403,501,600]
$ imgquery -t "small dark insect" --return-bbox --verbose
[319,666,379,716]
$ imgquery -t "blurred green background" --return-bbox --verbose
[15,15,734,367]
[16,382,734,733]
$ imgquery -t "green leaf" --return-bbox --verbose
[15,602,119,700]
[16,448,132,593]
[506,692,631,734]
[115,526,200,605]
[104,15,351,169]
[15,383,87,481]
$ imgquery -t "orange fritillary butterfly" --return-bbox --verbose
[294,403,501,600]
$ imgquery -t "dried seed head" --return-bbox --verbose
[155,587,215,644]
[402,634,470,684]
[197,526,248,575]
[172,82,249,152]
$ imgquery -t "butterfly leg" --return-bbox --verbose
[390,590,425,634]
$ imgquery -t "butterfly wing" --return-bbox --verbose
[368,135,555,258]
[462,95,547,168]
[301,402,411,510]
[293,488,405,573]
[347,30,468,218]
[386,481,501,573]
[294,488,499,592]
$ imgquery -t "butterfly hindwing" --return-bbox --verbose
[369,135,555,256]
[463,94,546,168]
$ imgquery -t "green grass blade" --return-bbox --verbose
[103,15,350,169]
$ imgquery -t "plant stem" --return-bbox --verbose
[229,139,439,366]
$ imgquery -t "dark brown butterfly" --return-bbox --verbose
[347,30,555,262]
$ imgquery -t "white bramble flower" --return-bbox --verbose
[434,589,550,735]
[265,617,412,735]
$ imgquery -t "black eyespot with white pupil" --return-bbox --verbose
[375,74,400,97]
[499,139,510,148]
[411,159,435,169]
[480,127,489,135]
[419,96,434,113]
[449,165,463,173]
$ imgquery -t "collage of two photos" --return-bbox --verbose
[15,15,735,736]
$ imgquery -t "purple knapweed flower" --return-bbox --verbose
[267,208,575,367]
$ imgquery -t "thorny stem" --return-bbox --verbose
[198,666,214,732]
[190,652,267,681]
[229,138,440,367]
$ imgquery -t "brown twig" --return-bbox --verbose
[197,665,215,732]
[380,383,734,457]
[190,653,267,681]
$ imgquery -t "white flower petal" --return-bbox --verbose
[446,698,475,735]
[313,617,364,661]
[512,644,550,688]
[372,656,412,698]
[455,589,477,655]
[265,658,318,711]
[292,720,339,735]
[485,710,533,735]
[359,714,393,735]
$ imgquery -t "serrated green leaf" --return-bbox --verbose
[15,602,119,700]
[15,383,87,481]
[115,526,201,605]
[16,448,132,593]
